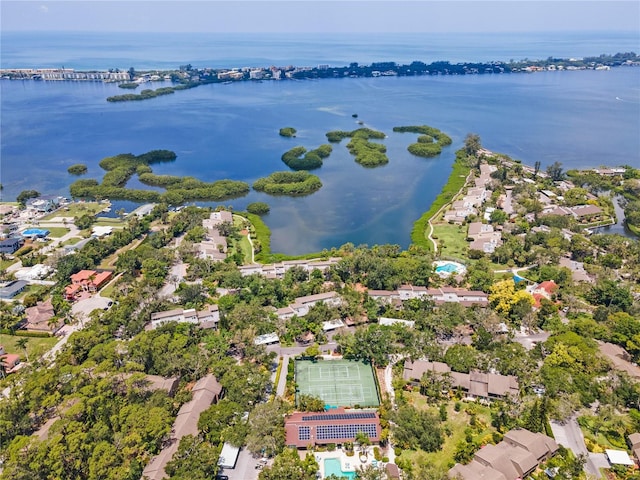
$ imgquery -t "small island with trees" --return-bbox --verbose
[393,125,453,157]
[279,127,297,137]
[326,127,389,167]
[281,144,332,170]
[67,163,88,175]
[253,171,322,196]
[69,149,249,203]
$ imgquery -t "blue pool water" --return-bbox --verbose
[324,458,356,480]
[435,263,459,273]
[22,228,50,237]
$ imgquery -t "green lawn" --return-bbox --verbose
[431,223,471,260]
[93,217,125,227]
[41,201,107,220]
[396,392,497,472]
[0,259,19,271]
[61,237,84,246]
[232,214,254,264]
[45,227,70,238]
[0,333,59,360]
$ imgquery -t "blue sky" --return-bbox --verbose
[2,1,639,33]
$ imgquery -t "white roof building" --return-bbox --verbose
[605,449,634,466]
[379,317,415,328]
[254,332,279,345]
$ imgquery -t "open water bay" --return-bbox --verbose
[1,34,639,254]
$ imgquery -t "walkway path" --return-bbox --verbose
[426,171,474,254]
[246,232,255,264]
[550,415,601,479]
[275,354,289,397]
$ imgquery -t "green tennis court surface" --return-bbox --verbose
[295,359,380,408]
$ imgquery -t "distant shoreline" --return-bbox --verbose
[2,51,638,104]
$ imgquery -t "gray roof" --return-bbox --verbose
[0,280,28,298]
[449,461,508,480]
[504,428,558,461]
[629,432,640,448]
[142,375,222,480]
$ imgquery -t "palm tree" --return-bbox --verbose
[0,356,7,379]
[15,338,29,363]
[355,431,371,457]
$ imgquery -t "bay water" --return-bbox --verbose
[1,32,639,254]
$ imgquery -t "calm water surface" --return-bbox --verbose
[1,32,639,253]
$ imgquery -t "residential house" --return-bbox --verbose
[238,258,341,279]
[593,168,626,176]
[403,360,519,400]
[149,304,219,330]
[26,195,62,212]
[24,299,62,333]
[368,286,489,307]
[0,352,21,374]
[628,433,640,465]
[275,291,342,320]
[15,264,53,281]
[141,375,223,480]
[285,408,381,448]
[530,280,559,308]
[558,257,594,284]
[0,237,23,254]
[254,332,280,345]
[449,428,558,480]
[0,280,28,299]
[378,317,415,328]
[65,270,112,300]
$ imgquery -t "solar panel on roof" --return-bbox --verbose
[301,412,376,421]
[298,426,311,441]
[315,424,378,440]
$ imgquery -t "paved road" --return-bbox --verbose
[513,331,550,350]
[598,341,640,380]
[275,355,289,397]
[224,448,264,480]
[550,416,601,478]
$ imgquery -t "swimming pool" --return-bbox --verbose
[433,260,466,276]
[22,228,50,237]
[324,458,356,480]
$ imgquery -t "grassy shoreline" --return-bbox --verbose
[411,151,472,249]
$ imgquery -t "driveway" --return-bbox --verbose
[550,416,602,478]
[224,448,263,480]
[513,331,550,350]
[72,295,112,317]
[598,341,640,380]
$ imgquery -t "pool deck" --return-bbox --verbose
[433,260,467,277]
[312,447,384,479]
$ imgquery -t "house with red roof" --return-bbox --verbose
[531,280,559,309]
[65,270,113,300]
[285,408,381,448]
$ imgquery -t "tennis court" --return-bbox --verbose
[295,359,380,408]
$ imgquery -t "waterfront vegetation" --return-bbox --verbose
[411,149,472,248]
[281,144,332,170]
[253,171,322,196]
[246,202,270,215]
[236,211,271,262]
[69,150,250,204]
[393,125,453,158]
[106,83,198,102]
[279,127,297,137]
[67,163,88,175]
[326,128,388,167]
[117,82,139,89]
